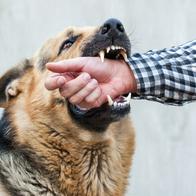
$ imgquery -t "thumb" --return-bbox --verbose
[45,73,73,90]
[45,75,66,90]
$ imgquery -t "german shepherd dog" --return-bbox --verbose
[0,18,134,196]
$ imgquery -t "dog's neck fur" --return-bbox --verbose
[0,113,134,196]
[0,112,58,195]
[0,151,60,196]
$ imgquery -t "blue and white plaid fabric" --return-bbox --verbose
[128,40,196,105]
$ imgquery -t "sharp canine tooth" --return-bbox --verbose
[99,50,105,62]
[107,95,113,106]
[127,93,131,102]
[120,51,129,62]
[106,47,110,53]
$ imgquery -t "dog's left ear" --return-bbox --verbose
[0,59,33,108]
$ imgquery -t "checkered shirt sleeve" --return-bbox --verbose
[128,40,196,105]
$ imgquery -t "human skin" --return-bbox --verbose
[45,57,137,109]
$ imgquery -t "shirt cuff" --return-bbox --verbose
[127,53,165,97]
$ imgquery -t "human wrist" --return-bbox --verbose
[122,61,137,94]
[128,68,137,93]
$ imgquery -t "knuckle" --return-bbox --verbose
[80,79,88,87]
[60,90,68,97]
[85,98,93,104]
[85,79,98,92]
[69,97,79,105]
[91,78,98,85]
[85,98,97,107]
[60,88,69,97]
[83,72,90,78]
[77,77,88,87]
[93,101,101,108]
[80,73,91,83]
[90,79,98,88]
[86,85,96,93]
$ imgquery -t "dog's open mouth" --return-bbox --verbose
[97,45,128,62]
[72,44,130,112]
[68,43,131,130]
[71,92,131,114]
[68,20,131,130]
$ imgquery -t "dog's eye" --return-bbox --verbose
[58,35,79,55]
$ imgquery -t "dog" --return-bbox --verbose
[0,18,135,196]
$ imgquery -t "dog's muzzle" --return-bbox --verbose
[68,18,132,131]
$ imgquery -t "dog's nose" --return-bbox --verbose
[100,18,125,36]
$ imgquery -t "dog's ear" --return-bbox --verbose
[0,59,33,108]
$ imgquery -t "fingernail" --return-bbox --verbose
[82,73,91,81]
[91,79,98,87]
[57,77,65,86]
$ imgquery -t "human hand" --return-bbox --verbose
[45,57,137,109]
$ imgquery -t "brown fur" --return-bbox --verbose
[0,26,134,196]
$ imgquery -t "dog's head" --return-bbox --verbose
[0,19,131,144]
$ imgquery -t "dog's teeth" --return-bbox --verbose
[113,102,117,107]
[120,51,129,62]
[99,50,105,63]
[107,95,113,106]
[106,47,110,53]
[75,105,89,111]
[111,45,115,50]
[126,93,131,102]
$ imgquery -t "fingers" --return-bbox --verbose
[46,57,87,73]
[45,73,76,90]
[60,73,91,97]
[85,87,102,105]
[69,79,99,104]
[45,75,66,90]
[77,88,103,109]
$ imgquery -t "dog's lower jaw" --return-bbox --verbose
[68,102,131,132]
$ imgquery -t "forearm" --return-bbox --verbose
[128,40,196,105]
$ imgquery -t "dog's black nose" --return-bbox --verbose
[101,18,125,36]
